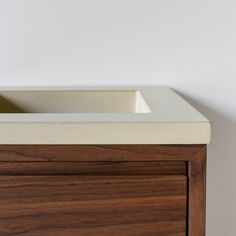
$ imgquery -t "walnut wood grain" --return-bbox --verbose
[0,144,207,236]
[188,145,207,236]
[0,144,205,161]
[0,161,186,175]
[0,175,187,236]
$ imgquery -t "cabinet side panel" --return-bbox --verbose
[188,145,206,236]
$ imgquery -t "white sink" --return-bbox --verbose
[0,86,211,144]
[0,90,151,114]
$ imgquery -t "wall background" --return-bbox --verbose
[0,1,236,235]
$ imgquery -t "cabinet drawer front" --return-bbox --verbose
[0,144,203,161]
[0,175,187,236]
[0,161,187,175]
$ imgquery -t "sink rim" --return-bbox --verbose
[0,86,210,124]
[0,89,151,114]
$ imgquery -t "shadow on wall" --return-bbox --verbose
[178,92,236,236]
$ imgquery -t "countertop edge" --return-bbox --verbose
[0,122,211,144]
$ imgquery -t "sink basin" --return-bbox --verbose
[0,90,151,114]
[0,86,211,144]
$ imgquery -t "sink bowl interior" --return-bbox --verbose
[0,90,151,113]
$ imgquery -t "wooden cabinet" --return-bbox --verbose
[0,145,206,236]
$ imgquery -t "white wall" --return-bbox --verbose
[0,1,236,235]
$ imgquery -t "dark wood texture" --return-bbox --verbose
[0,144,204,161]
[188,145,206,236]
[0,175,186,236]
[0,161,186,175]
[0,144,207,236]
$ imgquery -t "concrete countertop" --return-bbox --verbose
[0,86,211,144]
